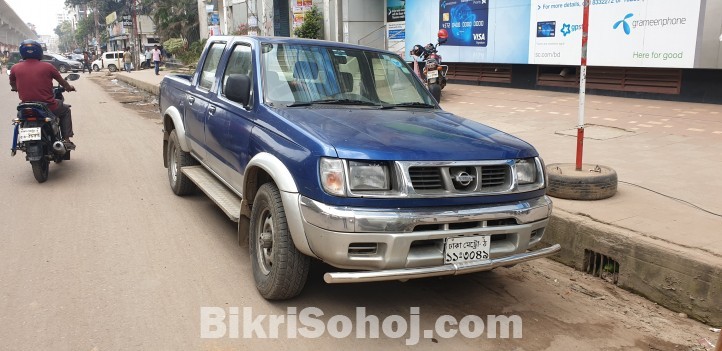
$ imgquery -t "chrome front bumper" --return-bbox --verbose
[297,195,556,282]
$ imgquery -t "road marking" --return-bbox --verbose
[549,111,560,115]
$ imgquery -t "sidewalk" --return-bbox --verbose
[112,68,722,325]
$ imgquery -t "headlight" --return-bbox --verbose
[349,161,390,191]
[320,158,345,196]
[516,158,537,184]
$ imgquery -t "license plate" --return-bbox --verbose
[444,236,490,264]
[426,70,439,79]
[18,127,41,142]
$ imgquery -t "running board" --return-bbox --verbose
[181,165,241,222]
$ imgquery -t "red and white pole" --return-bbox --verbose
[576,1,590,171]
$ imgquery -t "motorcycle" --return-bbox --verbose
[11,73,79,183]
[410,29,449,103]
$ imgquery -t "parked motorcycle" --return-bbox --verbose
[411,29,449,103]
[11,73,79,183]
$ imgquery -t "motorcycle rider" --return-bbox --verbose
[9,40,76,149]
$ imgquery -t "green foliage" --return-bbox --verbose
[293,6,323,39]
[163,38,207,66]
[142,0,200,43]
[54,21,75,53]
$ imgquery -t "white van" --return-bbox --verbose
[92,51,133,72]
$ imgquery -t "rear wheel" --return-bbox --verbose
[108,64,117,72]
[58,64,69,73]
[31,159,49,183]
[429,83,442,103]
[93,64,100,72]
[167,130,197,195]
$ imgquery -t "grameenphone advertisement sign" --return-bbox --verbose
[405,0,702,68]
[585,0,701,68]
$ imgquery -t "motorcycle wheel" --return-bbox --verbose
[429,84,442,103]
[31,159,50,183]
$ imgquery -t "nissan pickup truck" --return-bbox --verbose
[159,36,560,300]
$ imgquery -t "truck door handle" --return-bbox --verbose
[188,96,195,105]
[209,106,216,115]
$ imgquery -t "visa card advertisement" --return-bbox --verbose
[439,0,489,46]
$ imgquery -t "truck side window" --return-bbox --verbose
[221,44,253,104]
[199,43,225,90]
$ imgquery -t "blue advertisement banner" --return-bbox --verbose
[439,0,489,47]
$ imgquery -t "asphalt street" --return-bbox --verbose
[0,73,714,350]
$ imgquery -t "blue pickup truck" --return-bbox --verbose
[159,36,560,300]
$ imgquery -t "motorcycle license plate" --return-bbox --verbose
[444,236,490,264]
[427,70,439,79]
[18,127,41,142]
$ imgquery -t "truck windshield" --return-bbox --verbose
[261,43,435,107]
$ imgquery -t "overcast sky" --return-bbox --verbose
[5,0,66,36]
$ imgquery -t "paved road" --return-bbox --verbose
[0,74,714,350]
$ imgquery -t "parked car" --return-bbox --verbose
[42,53,82,73]
[159,36,560,300]
[92,51,132,72]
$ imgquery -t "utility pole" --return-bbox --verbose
[131,0,140,69]
[93,0,100,54]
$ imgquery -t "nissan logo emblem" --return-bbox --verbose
[453,171,475,186]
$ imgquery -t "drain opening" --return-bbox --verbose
[584,249,619,284]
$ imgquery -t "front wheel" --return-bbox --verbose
[249,183,310,300]
[58,64,69,73]
[108,64,117,72]
[429,83,442,103]
[93,64,100,72]
[31,159,49,183]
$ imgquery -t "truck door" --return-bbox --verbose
[184,42,226,162]
[206,42,255,192]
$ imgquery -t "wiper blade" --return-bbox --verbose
[389,102,437,108]
[286,102,312,107]
[310,99,380,106]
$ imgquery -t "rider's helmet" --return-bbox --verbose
[437,29,449,44]
[19,40,43,60]
[410,44,426,57]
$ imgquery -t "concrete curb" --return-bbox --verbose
[542,210,722,326]
[114,74,160,96]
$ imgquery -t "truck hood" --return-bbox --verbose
[273,107,537,160]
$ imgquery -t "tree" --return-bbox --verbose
[54,21,76,53]
[141,0,199,43]
[294,6,323,39]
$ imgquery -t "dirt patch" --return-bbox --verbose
[88,75,160,119]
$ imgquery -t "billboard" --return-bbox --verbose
[406,0,703,68]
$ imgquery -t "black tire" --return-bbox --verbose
[58,64,68,73]
[93,64,100,72]
[546,163,618,200]
[249,183,310,300]
[167,130,197,195]
[108,64,117,72]
[429,83,442,103]
[31,159,49,183]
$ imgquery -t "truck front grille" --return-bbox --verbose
[408,164,511,194]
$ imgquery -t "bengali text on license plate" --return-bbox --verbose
[444,235,490,264]
[18,127,41,142]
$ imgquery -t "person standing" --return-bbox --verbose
[82,51,92,74]
[151,45,163,76]
[144,48,152,69]
[0,52,6,75]
[123,47,132,73]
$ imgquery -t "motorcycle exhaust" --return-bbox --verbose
[52,141,67,155]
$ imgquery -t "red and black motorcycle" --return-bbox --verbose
[410,29,449,103]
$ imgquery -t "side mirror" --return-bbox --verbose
[65,73,80,81]
[226,74,252,107]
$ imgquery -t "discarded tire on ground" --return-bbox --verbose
[546,163,617,200]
